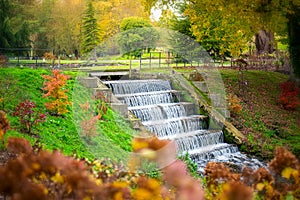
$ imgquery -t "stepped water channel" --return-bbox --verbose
[103,79,264,174]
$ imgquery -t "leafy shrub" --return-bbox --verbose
[43,52,56,65]
[205,147,300,200]
[79,91,109,140]
[0,137,205,200]
[13,100,46,134]
[79,102,99,138]
[93,91,108,120]
[1,137,103,200]
[279,81,299,110]
[42,70,71,115]
[1,136,299,200]
[0,110,10,142]
[227,94,242,114]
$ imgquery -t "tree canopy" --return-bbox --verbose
[1,0,300,79]
[117,17,159,57]
[154,0,300,78]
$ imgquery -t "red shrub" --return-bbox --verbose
[13,100,46,134]
[279,81,299,110]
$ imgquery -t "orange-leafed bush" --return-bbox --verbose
[0,110,10,142]
[227,94,242,114]
[0,136,205,200]
[279,81,299,110]
[1,137,299,200]
[79,102,99,138]
[42,70,70,115]
[204,147,300,200]
[1,137,103,200]
[43,52,56,63]
[93,91,108,120]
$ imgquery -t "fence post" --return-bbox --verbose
[139,53,142,70]
[184,51,186,68]
[159,52,161,68]
[167,51,170,68]
[149,52,151,69]
[129,58,132,78]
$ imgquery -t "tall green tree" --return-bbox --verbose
[14,22,31,56]
[117,17,159,57]
[287,3,300,80]
[0,0,41,57]
[158,2,194,38]
[81,1,100,61]
[0,0,15,49]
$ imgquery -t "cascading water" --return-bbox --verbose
[103,79,264,174]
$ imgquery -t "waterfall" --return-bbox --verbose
[105,79,264,174]
[104,80,172,94]
[175,131,224,152]
[115,90,176,107]
[128,103,187,122]
[143,116,204,138]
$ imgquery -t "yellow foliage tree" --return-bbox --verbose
[94,0,149,41]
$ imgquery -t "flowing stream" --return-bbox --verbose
[104,79,264,174]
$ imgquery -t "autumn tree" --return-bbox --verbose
[32,0,55,53]
[27,0,84,57]
[157,9,176,29]
[146,0,300,79]
[94,0,149,41]
[46,0,84,56]
[81,0,100,61]
[185,0,257,60]
[42,70,70,115]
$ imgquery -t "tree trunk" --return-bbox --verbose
[93,47,97,62]
[255,29,275,55]
[288,5,300,81]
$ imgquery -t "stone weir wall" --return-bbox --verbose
[78,76,148,132]
[81,71,245,145]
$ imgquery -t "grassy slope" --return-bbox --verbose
[220,69,300,158]
[0,68,135,162]
[2,67,298,162]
